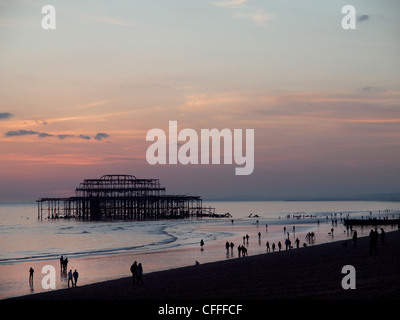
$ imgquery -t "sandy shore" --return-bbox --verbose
[10,229,400,301]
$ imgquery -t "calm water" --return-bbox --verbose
[1,201,399,299]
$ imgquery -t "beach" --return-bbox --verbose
[12,229,400,301]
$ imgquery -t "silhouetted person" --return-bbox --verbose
[272,243,276,252]
[60,256,64,270]
[380,228,385,244]
[29,267,34,283]
[242,246,248,256]
[230,242,234,253]
[295,238,300,249]
[200,239,204,250]
[285,238,291,250]
[246,234,249,244]
[278,241,282,251]
[130,261,138,285]
[73,269,79,287]
[67,269,73,288]
[137,263,143,285]
[352,230,358,248]
[266,241,270,252]
[63,258,68,272]
[369,229,378,256]
[225,241,230,253]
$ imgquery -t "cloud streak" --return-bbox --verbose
[0,112,14,120]
[233,9,276,26]
[5,130,110,141]
[211,0,248,8]
[94,133,110,141]
[357,14,369,22]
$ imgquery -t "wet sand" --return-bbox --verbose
[12,229,400,300]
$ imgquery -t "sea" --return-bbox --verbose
[1,200,399,299]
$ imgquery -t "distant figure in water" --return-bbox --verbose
[200,239,205,250]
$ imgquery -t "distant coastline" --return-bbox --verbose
[205,192,400,202]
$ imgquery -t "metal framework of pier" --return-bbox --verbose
[37,174,216,220]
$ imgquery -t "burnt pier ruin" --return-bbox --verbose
[37,174,217,220]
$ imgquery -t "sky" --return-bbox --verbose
[0,0,399,202]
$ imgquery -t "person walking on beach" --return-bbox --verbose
[67,269,73,288]
[238,245,242,257]
[278,241,282,251]
[60,255,64,271]
[230,242,234,253]
[62,257,68,272]
[225,241,230,253]
[137,263,143,285]
[266,241,270,253]
[272,242,276,252]
[380,228,385,245]
[352,230,358,248]
[130,261,138,285]
[73,269,79,287]
[246,234,249,244]
[295,238,300,249]
[29,267,34,283]
[369,229,379,256]
[200,239,205,250]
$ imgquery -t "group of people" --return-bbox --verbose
[130,261,144,285]
[60,256,79,288]
[265,237,302,252]
[368,227,385,255]
[28,256,79,288]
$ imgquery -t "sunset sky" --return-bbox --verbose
[1,0,399,202]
